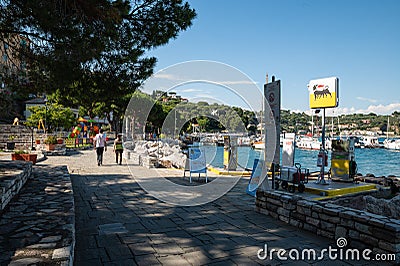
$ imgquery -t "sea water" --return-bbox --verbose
[203,145,400,177]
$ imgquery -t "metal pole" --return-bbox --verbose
[174,108,176,139]
[44,103,47,133]
[320,108,326,183]
[311,110,314,136]
[387,115,390,140]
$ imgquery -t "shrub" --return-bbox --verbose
[13,150,28,154]
[44,135,58,144]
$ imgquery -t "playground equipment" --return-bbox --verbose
[38,119,45,131]
[69,124,83,138]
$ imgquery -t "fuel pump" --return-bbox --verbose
[331,138,356,181]
[223,135,238,171]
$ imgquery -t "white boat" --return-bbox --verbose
[252,141,265,149]
[295,136,321,150]
[251,134,285,149]
[383,139,400,150]
[356,136,382,148]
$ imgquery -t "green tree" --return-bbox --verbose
[26,103,74,132]
[1,0,196,129]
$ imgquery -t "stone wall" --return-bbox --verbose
[256,189,400,262]
[0,125,34,150]
[0,160,32,211]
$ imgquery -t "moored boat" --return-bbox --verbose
[252,141,265,149]
[295,136,321,150]
[383,139,400,150]
[356,136,383,149]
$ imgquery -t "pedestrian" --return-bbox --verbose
[113,134,124,165]
[94,129,107,166]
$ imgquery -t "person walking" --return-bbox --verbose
[113,134,124,165]
[94,129,107,166]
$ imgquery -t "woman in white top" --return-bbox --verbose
[94,129,107,166]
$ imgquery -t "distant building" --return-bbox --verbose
[24,97,46,119]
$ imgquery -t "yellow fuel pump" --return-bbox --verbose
[223,136,238,171]
[331,138,356,181]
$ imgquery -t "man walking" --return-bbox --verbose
[94,129,107,166]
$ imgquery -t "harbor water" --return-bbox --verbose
[202,145,400,177]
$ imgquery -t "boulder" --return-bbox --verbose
[127,139,186,169]
[364,194,400,219]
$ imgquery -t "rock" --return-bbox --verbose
[128,139,186,169]
[364,194,400,219]
[123,141,135,150]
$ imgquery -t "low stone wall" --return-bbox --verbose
[125,151,158,168]
[256,189,400,261]
[0,160,32,211]
[0,125,34,151]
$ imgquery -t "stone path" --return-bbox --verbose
[1,147,388,265]
[45,148,379,266]
[0,164,74,265]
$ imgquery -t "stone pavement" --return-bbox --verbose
[1,147,389,265]
[0,163,74,265]
[44,148,386,266]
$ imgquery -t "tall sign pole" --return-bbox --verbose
[321,108,326,182]
[262,75,281,190]
[308,77,339,184]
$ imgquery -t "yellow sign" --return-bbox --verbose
[308,77,339,109]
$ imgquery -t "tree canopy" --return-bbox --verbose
[0,0,196,130]
[1,0,195,90]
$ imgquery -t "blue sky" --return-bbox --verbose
[147,0,400,115]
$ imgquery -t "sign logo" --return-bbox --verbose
[308,77,339,109]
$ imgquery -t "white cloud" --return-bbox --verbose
[153,73,185,81]
[356,97,378,103]
[354,103,400,115]
[218,80,259,85]
[290,103,400,116]
[180,88,203,93]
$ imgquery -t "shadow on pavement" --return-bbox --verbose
[71,172,341,265]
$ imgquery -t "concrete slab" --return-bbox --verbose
[208,166,252,176]
[305,181,377,198]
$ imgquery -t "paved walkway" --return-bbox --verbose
[0,162,74,265]
[42,148,378,266]
[1,147,384,265]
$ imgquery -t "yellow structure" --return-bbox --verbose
[330,138,356,181]
[331,159,350,179]
[309,91,337,109]
[38,119,45,131]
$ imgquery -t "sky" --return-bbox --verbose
[146,0,400,115]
